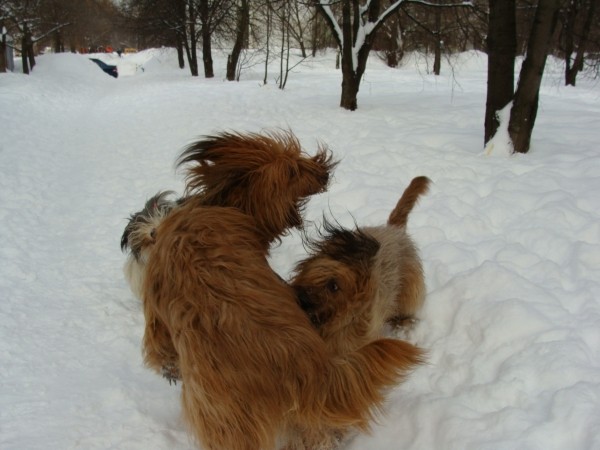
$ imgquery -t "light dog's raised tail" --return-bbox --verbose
[387,176,431,228]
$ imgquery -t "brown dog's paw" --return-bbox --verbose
[161,363,181,385]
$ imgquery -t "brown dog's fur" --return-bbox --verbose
[136,131,423,450]
[292,176,431,356]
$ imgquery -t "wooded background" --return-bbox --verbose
[2,0,599,152]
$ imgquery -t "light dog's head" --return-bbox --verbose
[120,191,180,298]
[293,219,381,348]
[177,130,337,244]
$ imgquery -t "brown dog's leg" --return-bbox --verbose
[142,305,180,383]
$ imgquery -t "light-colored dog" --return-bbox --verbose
[292,176,430,355]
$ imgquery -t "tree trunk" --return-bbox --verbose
[278,1,292,90]
[564,0,596,86]
[299,41,307,58]
[337,0,375,110]
[317,0,405,110]
[27,40,36,70]
[383,12,403,68]
[293,2,307,58]
[21,26,31,75]
[340,71,360,110]
[202,33,214,78]
[226,0,249,81]
[508,0,561,154]
[0,27,6,73]
[433,6,442,75]
[484,0,516,144]
[311,10,321,57]
[264,0,272,85]
[200,0,214,78]
[339,0,356,109]
[176,34,185,69]
[53,30,61,53]
[185,1,199,76]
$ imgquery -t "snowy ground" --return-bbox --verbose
[1,48,599,450]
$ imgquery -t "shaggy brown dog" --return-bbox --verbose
[292,176,431,356]
[138,131,424,450]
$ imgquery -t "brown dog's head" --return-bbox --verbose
[121,191,180,262]
[293,219,381,346]
[121,191,181,299]
[177,130,337,244]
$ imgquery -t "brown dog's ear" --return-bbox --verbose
[387,176,431,227]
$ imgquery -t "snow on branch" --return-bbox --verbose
[316,0,473,71]
[316,3,343,48]
[32,22,70,43]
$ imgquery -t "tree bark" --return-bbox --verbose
[199,0,214,78]
[337,0,383,110]
[339,0,357,109]
[340,71,360,110]
[202,31,214,78]
[0,25,6,73]
[184,1,199,76]
[433,6,442,75]
[226,0,249,81]
[21,24,33,75]
[176,35,185,69]
[508,0,561,154]
[53,29,63,53]
[264,1,272,85]
[484,0,516,144]
[564,0,596,86]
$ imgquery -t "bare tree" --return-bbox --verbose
[560,0,597,86]
[277,0,291,88]
[310,6,334,56]
[1,20,8,73]
[484,0,516,144]
[123,0,188,68]
[508,0,562,154]
[198,0,234,78]
[268,0,305,89]
[2,0,41,74]
[263,0,273,84]
[314,0,472,110]
[394,1,473,74]
[314,0,407,110]
[374,9,403,67]
[287,0,312,57]
[226,0,249,81]
[124,0,233,77]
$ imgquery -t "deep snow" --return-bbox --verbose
[1,48,599,450]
